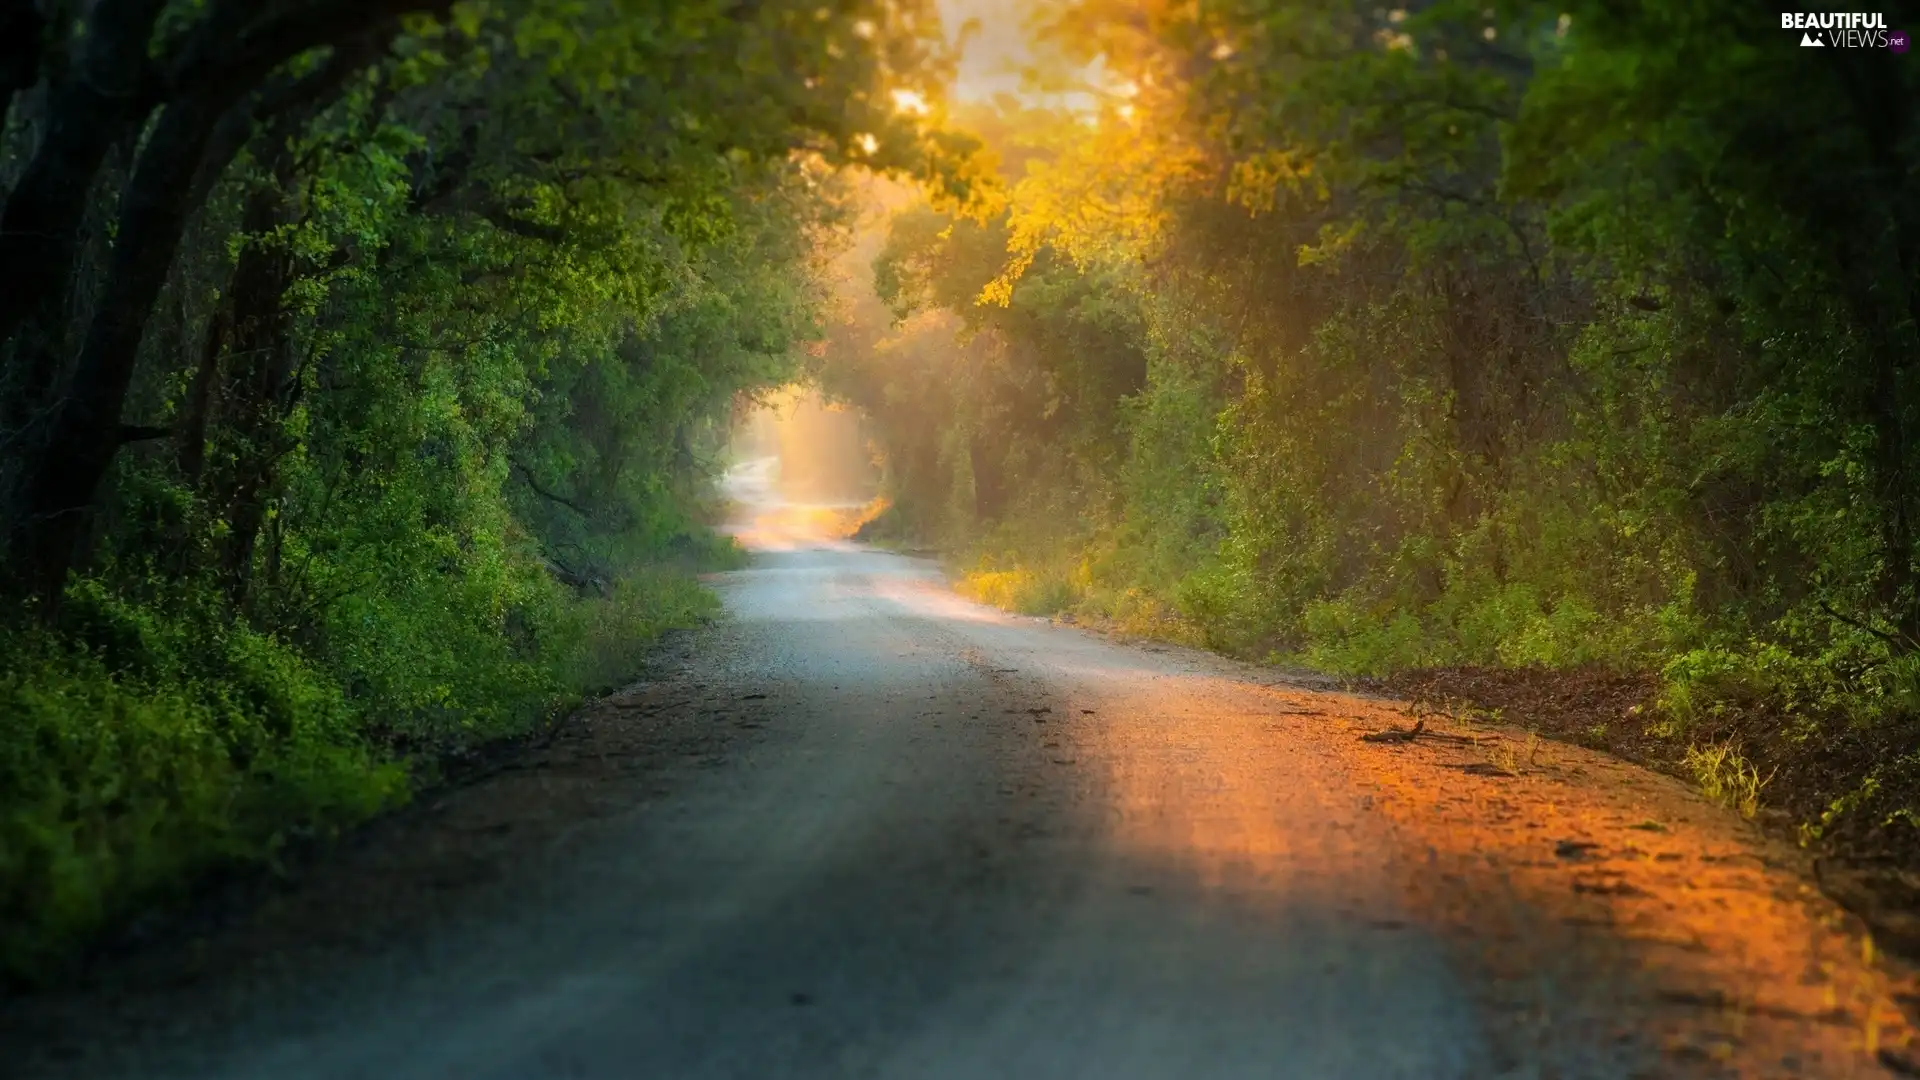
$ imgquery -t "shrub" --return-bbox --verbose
[0,625,402,982]
[957,564,1080,616]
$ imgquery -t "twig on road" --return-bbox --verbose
[1360,719,1426,743]
[1358,718,1499,746]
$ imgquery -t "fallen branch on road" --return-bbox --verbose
[1360,719,1425,743]
[1359,718,1499,746]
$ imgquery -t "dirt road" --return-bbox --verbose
[7,470,1915,1078]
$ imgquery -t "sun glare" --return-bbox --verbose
[935,0,1111,109]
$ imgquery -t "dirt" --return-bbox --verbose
[1374,664,1920,990]
[1322,690,1920,1078]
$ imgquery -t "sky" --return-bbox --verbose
[936,0,1040,101]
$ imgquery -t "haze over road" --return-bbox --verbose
[13,460,1908,1079]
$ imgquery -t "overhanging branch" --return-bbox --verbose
[509,457,591,517]
[478,205,568,245]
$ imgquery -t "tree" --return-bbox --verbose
[0,0,982,604]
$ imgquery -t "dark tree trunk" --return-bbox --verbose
[213,184,300,608]
[969,430,1005,521]
[4,8,433,603]
[11,87,234,599]
[209,46,400,608]
[0,0,167,422]
[177,304,230,483]
[0,0,44,115]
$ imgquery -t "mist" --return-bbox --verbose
[733,389,879,507]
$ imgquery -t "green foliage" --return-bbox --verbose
[2,547,732,980]
[0,0,993,979]
[558,568,725,696]
[0,611,404,980]
[829,2,1920,853]
[1296,602,1432,676]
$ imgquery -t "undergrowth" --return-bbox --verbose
[0,558,723,985]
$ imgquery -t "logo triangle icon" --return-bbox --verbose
[1800,31,1824,45]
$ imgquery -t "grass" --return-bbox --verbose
[1484,731,1545,776]
[0,626,405,982]
[1684,741,1775,820]
[560,568,724,695]
[1486,739,1523,776]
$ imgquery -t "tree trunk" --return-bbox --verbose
[0,0,44,118]
[0,0,167,414]
[177,303,229,484]
[10,87,233,600]
[213,184,300,609]
[208,47,402,609]
[4,12,425,602]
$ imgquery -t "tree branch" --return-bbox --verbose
[187,32,388,215]
[161,0,452,98]
[1819,600,1917,653]
[509,457,592,517]
[478,204,568,245]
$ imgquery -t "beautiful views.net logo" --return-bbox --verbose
[1781,11,1909,50]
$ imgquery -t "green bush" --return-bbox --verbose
[0,624,403,981]
[0,555,727,983]
[1172,561,1256,652]
[1297,600,1433,676]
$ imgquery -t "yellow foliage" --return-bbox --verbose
[1229,149,1325,215]
[981,102,1210,305]
[958,568,1032,609]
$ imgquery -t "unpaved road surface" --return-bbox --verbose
[6,475,1917,1079]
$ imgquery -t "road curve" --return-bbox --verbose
[7,469,1911,1079]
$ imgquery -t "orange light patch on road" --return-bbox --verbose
[1333,692,1918,1075]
